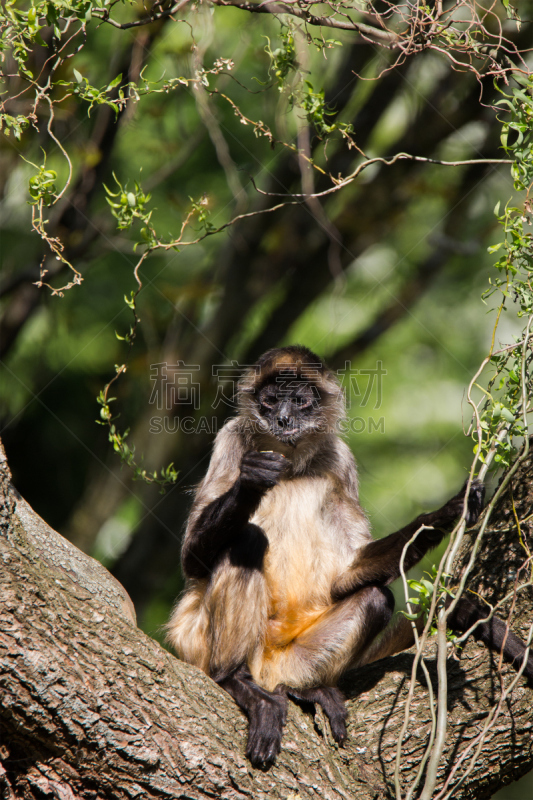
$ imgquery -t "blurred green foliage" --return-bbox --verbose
[1,1,533,795]
[1,0,530,615]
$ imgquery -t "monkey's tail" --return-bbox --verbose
[448,595,533,682]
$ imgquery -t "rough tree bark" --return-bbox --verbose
[1,439,532,800]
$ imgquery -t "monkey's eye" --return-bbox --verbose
[292,396,312,409]
[260,392,278,409]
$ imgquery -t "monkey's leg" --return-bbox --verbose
[257,586,395,743]
[353,611,424,666]
[448,596,533,681]
[262,585,395,687]
[217,665,288,768]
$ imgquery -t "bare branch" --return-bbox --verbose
[92,0,191,30]
[210,0,400,44]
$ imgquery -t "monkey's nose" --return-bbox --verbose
[277,400,292,426]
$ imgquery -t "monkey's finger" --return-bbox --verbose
[241,451,287,474]
[329,717,348,745]
[258,451,288,462]
[245,450,287,463]
[242,467,284,488]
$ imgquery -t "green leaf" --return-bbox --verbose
[106,74,123,91]
[501,407,515,422]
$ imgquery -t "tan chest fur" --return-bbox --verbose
[250,476,366,618]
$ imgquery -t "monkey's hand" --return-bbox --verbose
[239,450,288,493]
[446,479,485,528]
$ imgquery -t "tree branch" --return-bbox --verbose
[93,0,191,30]
[93,0,399,44]
[1,439,533,798]
[210,0,399,44]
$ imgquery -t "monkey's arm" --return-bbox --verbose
[331,481,485,600]
[182,440,286,579]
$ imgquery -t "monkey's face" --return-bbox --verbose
[238,347,345,454]
[256,379,322,445]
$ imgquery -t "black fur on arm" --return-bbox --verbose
[331,481,485,601]
[182,450,287,579]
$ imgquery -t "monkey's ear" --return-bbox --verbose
[236,378,256,402]
[237,368,261,396]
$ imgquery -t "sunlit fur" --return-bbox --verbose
[167,346,530,767]
[166,345,398,692]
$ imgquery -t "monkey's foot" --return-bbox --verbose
[245,689,287,768]
[286,685,347,745]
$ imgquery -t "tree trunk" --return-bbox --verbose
[1,440,532,800]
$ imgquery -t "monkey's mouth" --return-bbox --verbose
[272,425,302,442]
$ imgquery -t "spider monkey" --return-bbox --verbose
[167,345,533,767]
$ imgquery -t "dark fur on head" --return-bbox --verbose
[237,346,345,448]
